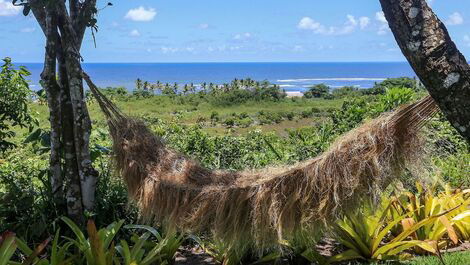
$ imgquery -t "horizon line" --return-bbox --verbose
[16,61,411,64]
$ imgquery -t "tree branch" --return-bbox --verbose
[29,0,47,34]
[76,0,97,49]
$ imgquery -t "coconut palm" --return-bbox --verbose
[135,78,143,90]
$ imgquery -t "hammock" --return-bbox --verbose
[82,72,438,247]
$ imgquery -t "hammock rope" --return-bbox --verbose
[83,72,439,247]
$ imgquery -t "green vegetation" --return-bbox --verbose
[0,58,36,152]
[1,62,469,264]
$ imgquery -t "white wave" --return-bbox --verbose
[277,78,387,82]
[279,84,296,88]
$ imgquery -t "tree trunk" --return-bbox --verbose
[40,6,63,203]
[30,0,98,225]
[379,0,470,142]
[57,1,98,212]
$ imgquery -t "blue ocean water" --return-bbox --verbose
[21,62,416,92]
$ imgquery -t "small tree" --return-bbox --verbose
[304,84,330,98]
[12,0,105,224]
[0,58,36,152]
[135,78,143,90]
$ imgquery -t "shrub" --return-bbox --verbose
[376,87,415,113]
[303,84,330,99]
[331,86,361,98]
[210,111,220,123]
[223,117,236,127]
[132,89,153,98]
[0,58,36,152]
[367,77,420,95]
[285,111,295,121]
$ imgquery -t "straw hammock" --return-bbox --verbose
[83,72,438,247]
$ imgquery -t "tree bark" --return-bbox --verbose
[29,0,98,225]
[40,5,63,203]
[379,0,470,142]
[56,1,98,212]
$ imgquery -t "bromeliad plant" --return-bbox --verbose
[115,232,167,265]
[330,184,470,263]
[62,217,123,265]
[0,232,17,265]
[329,198,439,263]
[1,231,51,265]
[390,183,470,248]
[15,230,73,265]
[123,224,185,264]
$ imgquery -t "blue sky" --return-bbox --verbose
[0,0,469,62]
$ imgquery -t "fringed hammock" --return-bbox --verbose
[83,72,438,247]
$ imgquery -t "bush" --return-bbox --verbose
[331,86,361,98]
[133,89,153,98]
[210,111,220,123]
[0,57,36,151]
[375,87,415,113]
[258,111,283,125]
[366,77,420,95]
[303,84,330,99]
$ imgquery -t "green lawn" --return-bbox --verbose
[363,251,470,265]
[28,95,342,136]
[405,251,470,265]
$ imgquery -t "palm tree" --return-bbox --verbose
[143,81,150,91]
[201,82,207,92]
[189,83,195,93]
[173,82,179,94]
[150,84,157,94]
[135,78,143,90]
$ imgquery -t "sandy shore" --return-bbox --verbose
[285,91,304,97]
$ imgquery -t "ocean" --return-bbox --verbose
[20,62,416,92]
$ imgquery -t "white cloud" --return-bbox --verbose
[298,17,324,32]
[129,29,140,37]
[159,46,196,53]
[375,11,387,23]
[125,6,156,22]
[298,15,369,35]
[233,32,252,41]
[199,23,210,29]
[359,17,370,29]
[447,12,463,25]
[160,46,180,54]
[20,27,35,33]
[375,11,390,35]
[0,0,21,16]
[293,45,303,52]
[464,35,470,46]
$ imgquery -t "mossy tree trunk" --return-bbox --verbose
[379,0,470,142]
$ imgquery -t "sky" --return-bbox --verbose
[0,0,469,63]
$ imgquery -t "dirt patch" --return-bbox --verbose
[174,246,219,265]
